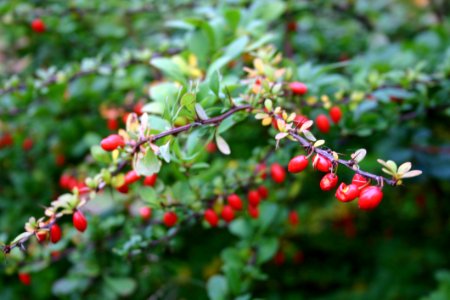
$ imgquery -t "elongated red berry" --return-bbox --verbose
[288,211,299,226]
[31,18,45,33]
[163,212,178,227]
[271,163,286,183]
[140,207,152,221]
[257,185,269,199]
[100,134,125,151]
[204,209,219,227]
[107,118,118,131]
[248,190,260,206]
[116,184,129,194]
[206,142,217,153]
[320,173,339,191]
[274,251,285,265]
[125,170,140,185]
[358,186,383,211]
[35,230,48,242]
[352,174,368,188]
[288,155,309,173]
[50,224,62,244]
[227,194,243,210]
[248,205,259,219]
[73,210,88,232]
[221,205,235,223]
[293,115,309,128]
[22,138,33,151]
[316,114,330,133]
[289,82,308,95]
[335,183,360,202]
[143,174,157,187]
[329,106,342,124]
[18,273,31,285]
[313,154,332,172]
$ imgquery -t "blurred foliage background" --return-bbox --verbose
[0,0,449,299]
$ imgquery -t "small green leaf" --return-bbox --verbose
[104,277,137,296]
[209,71,221,97]
[401,170,423,178]
[181,92,196,114]
[159,141,171,163]
[207,275,229,300]
[134,150,161,176]
[195,103,209,120]
[215,135,231,155]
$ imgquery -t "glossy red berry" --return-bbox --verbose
[329,106,342,124]
[293,115,309,128]
[31,18,45,33]
[316,114,330,133]
[320,173,339,191]
[256,163,267,180]
[143,174,157,187]
[116,184,129,194]
[73,210,88,232]
[288,155,309,173]
[271,163,286,184]
[358,186,383,211]
[204,209,219,227]
[206,142,217,153]
[50,224,62,244]
[257,185,269,199]
[163,212,178,227]
[107,118,119,131]
[248,205,259,219]
[288,211,299,226]
[18,273,31,285]
[247,190,260,206]
[0,133,13,148]
[221,205,235,223]
[140,207,152,221]
[289,82,308,95]
[100,134,125,151]
[312,154,332,172]
[133,101,144,115]
[352,174,368,188]
[335,183,360,202]
[227,194,243,210]
[125,170,140,185]
[22,138,33,151]
[35,230,48,243]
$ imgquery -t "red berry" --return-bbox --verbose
[293,115,309,128]
[271,163,286,184]
[125,170,140,185]
[227,194,243,210]
[73,210,88,232]
[247,190,260,206]
[286,21,297,33]
[35,230,48,243]
[206,142,217,153]
[50,224,62,244]
[163,212,178,227]
[312,154,332,172]
[204,209,219,227]
[358,186,383,211]
[55,154,65,166]
[22,138,33,151]
[140,207,152,221]
[0,133,13,148]
[320,173,339,191]
[335,183,360,202]
[133,101,144,115]
[116,184,129,194]
[316,114,330,133]
[31,18,45,33]
[288,155,309,173]
[221,205,235,223]
[288,211,299,226]
[107,118,119,131]
[100,134,125,151]
[18,273,31,285]
[289,82,308,95]
[257,185,269,199]
[329,106,342,124]
[248,205,259,218]
[143,174,157,187]
[256,163,267,180]
[352,174,368,188]
[274,251,285,265]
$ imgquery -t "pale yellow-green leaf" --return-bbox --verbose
[255,113,269,120]
[382,167,395,176]
[264,99,273,111]
[400,170,422,178]
[303,130,316,141]
[275,132,288,140]
[299,120,313,132]
[314,140,325,147]
[11,232,33,244]
[262,117,272,126]
[386,160,398,173]
[397,162,412,175]
[215,135,231,155]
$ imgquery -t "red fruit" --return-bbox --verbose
[247,190,260,206]
[0,133,13,148]
[274,251,285,265]
[206,142,217,153]
[204,209,219,227]
[286,21,297,33]
[140,207,152,221]
[116,184,129,194]
[316,114,330,133]
[31,18,45,33]
[73,210,87,232]
[100,134,125,151]
[50,251,61,259]
[227,194,243,210]
[288,211,299,226]
[329,106,342,124]
[293,115,309,128]
[358,186,383,211]
[18,273,31,285]
[352,174,368,188]
[50,224,62,244]
[163,212,178,227]
[288,155,309,173]
[143,174,157,187]
[312,154,332,172]
[22,138,33,151]
[133,102,144,115]
[335,183,360,202]
[256,163,267,180]
[271,163,286,184]
[107,118,119,131]
[257,185,269,199]
[320,173,339,191]
[248,205,259,218]
[289,82,308,95]
[221,205,235,223]
[125,170,140,185]
[122,113,130,124]
[55,154,65,166]
[35,230,48,243]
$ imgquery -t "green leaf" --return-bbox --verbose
[257,237,279,264]
[90,145,111,164]
[134,150,161,176]
[229,219,252,239]
[159,141,171,163]
[207,275,229,300]
[151,58,185,84]
[215,134,231,155]
[181,92,196,114]
[195,103,209,120]
[209,70,221,97]
[104,277,137,296]
[224,9,241,32]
